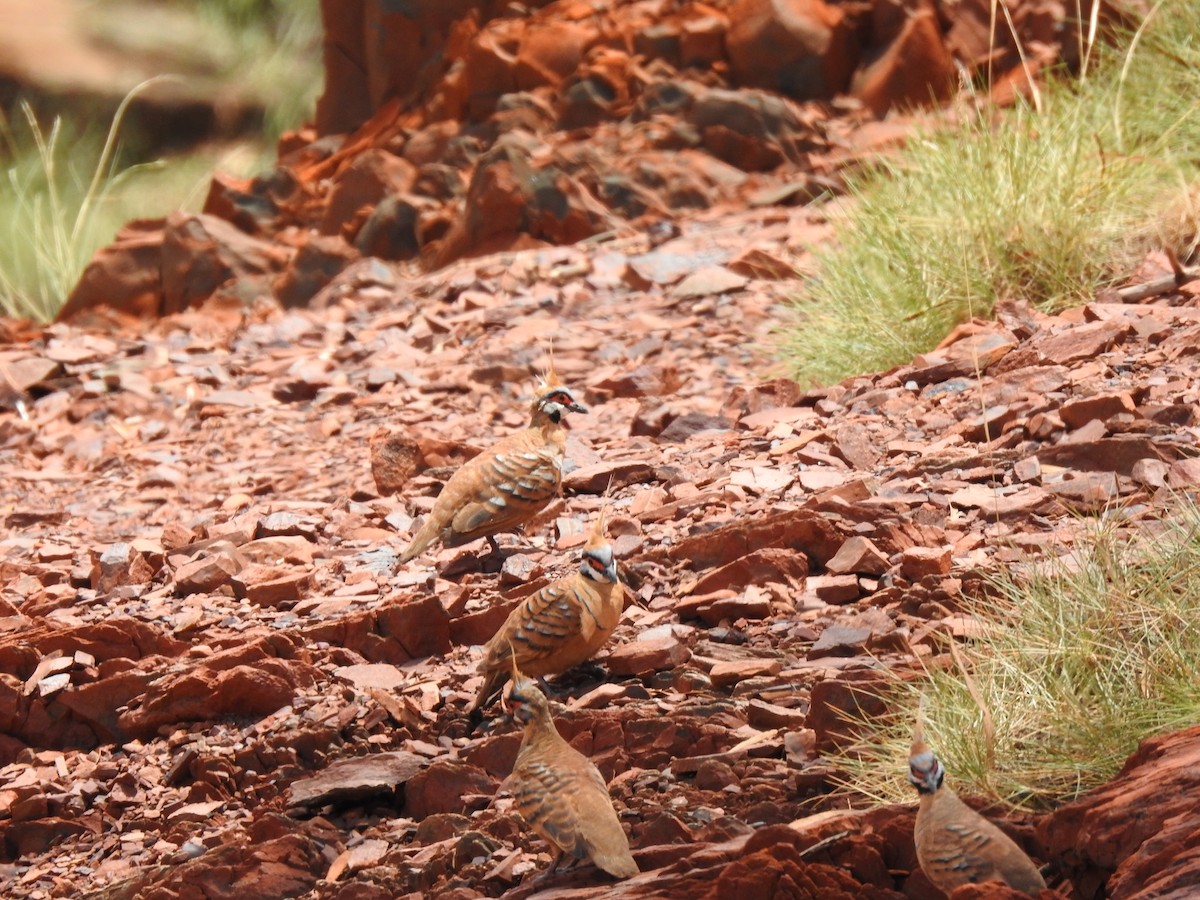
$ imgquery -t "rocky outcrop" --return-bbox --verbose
[56,0,1098,322]
[1039,725,1200,899]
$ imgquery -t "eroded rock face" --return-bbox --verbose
[1039,725,1200,900]
[57,0,1089,321]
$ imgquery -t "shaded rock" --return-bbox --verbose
[273,235,360,308]
[657,411,731,443]
[851,8,956,115]
[667,509,842,571]
[405,758,498,819]
[321,149,417,237]
[119,658,320,739]
[353,194,431,261]
[161,212,290,313]
[725,0,858,101]
[691,87,818,171]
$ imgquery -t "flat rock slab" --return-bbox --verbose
[287,751,427,808]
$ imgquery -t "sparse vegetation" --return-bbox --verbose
[833,500,1200,811]
[780,3,1200,385]
[0,94,265,320]
[0,0,320,320]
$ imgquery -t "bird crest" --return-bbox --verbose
[910,698,930,760]
[536,344,564,395]
[585,486,612,553]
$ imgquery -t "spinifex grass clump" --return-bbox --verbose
[835,502,1200,812]
[780,3,1200,385]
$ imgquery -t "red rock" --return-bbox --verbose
[515,20,594,90]
[833,422,882,470]
[4,356,62,391]
[691,88,813,171]
[676,590,774,625]
[899,546,951,580]
[320,149,417,237]
[947,884,1039,899]
[289,750,426,807]
[1167,457,1200,488]
[725,0,858,100]
[1037,436,1169,477]
[1030,320,1132,365]
[804,574,860,604]
[851,9,956,115]
[376,593,452,660]
[695,759,739,790]
[333,663,407,692]
[202,167,303,235]
[369,428,424,496]
[172,547,244,596]
[667,509,842,570]
[808,670,891,750]
[825,536,890,576]
[1,816,91,858]
[404,758,498,818]
[57,219,165,322]
[450,600,518,649]
[231,563,313,606]
[1130,458,1169,488]
[362,194,440,261]
[273,235,360,308]
[118,659,318,738]
[556,47,634,129]
[746,699,808,729]
[670,266,749,300]
[1039,725,1200,900]
[1059,391,1137,429]
[93,542,157,594]
[1044,471,1119,505]
[462,19,521,118]
[135,833,324,898]
[709,658,782,688]
[690,548,809,595]
[1013,456,1042,483]
[161,212,290,313]
[605,633,691,676]
[239,536,317,566]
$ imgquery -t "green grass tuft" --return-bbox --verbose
[833,500,1200,812]
[780,4,1200,386]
